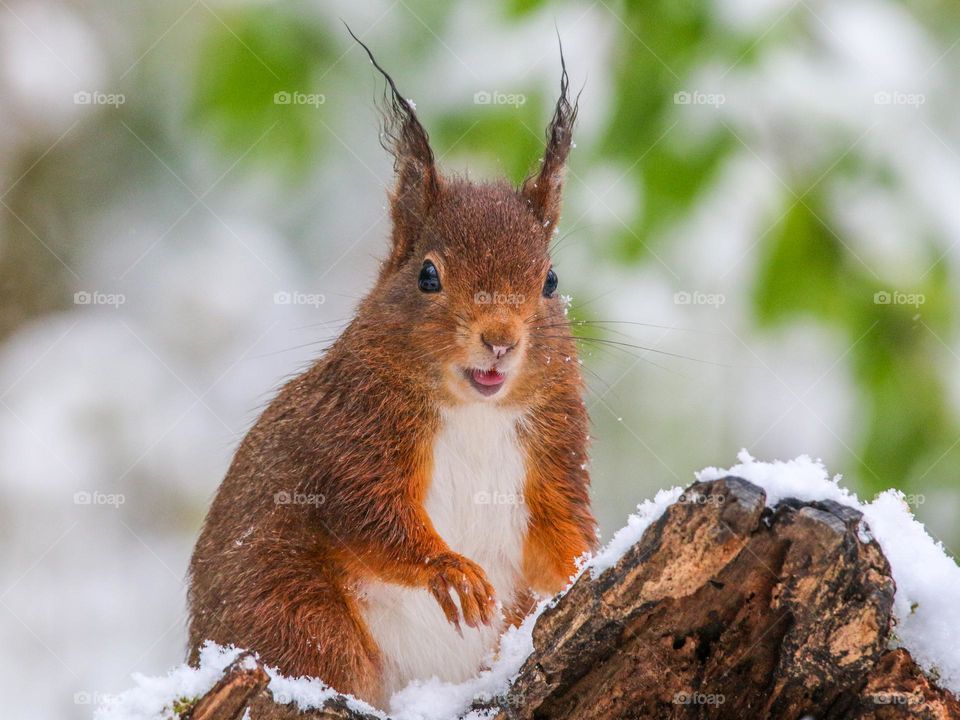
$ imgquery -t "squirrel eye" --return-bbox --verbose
[543,267,558,298]
[418,261,441,293]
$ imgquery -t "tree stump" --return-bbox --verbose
[181,477,960,720]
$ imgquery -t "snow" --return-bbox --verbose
[95,644,245,720]
[589,486,685,576]
[265,669,381,718]
[96,608,543,720]
[98,451,960,717]
[387,606,541,720]
[697,450,960,693]
[94,643,385,720]
[585,451,960,695]
[860,492,960,690]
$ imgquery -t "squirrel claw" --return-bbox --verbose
[427,552,497,633]
[429,576,460,627]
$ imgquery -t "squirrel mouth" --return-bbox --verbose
[466,367,506,396]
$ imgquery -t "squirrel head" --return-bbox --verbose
[348,28,581,407]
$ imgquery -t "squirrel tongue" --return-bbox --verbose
[471,368,506,386]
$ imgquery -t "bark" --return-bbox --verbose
[183,653,268,720]
[182,476,960,720]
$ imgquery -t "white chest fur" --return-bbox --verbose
[358,403,529,703]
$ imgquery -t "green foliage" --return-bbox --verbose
[432,93,548,184]
[592,0,960,499]
[755,191,956,493]
[600,0,737,258]
[186,0,960,507]
[753,200,848,326]
[171,696,197,718]
[191,8,334,172]
[503,0,548,18]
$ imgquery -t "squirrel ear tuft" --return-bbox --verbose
[346,24,440,274]
[521,40,578,238]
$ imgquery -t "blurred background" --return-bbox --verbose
[1,0,959,716]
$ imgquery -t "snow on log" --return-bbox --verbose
[101,459,960,720]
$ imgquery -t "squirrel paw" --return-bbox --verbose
[427,553,496,632]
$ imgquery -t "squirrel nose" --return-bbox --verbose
[482,335,516,359]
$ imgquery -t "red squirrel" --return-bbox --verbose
[187,33,596,709]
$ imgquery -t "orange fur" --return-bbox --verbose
[187,39,595,707]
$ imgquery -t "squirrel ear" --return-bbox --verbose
[521,42,578,238]
[346,25,440,275]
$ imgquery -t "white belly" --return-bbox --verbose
[358,403,529,701]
